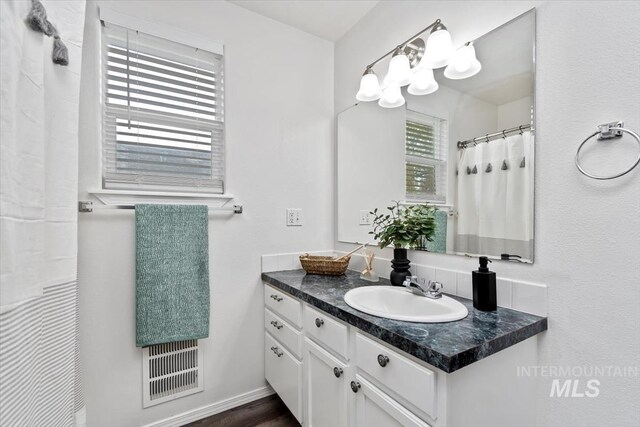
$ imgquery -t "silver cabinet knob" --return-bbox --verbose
[270,320,283,330]
[333,367,343,378]
[377,354,390,367]
[315,318,324,328]
[350,381,361,393]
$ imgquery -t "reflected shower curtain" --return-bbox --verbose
[455,131,534,260]
[0,1,86,426]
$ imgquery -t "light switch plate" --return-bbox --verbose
[359,210,372,225]
[286,208,303,226]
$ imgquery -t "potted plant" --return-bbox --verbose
[369,201,437,286]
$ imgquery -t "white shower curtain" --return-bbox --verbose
[455,131,534,260]
[0,1,86,426]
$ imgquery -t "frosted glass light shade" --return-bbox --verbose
[444,43,481,79]
[378,85,405,108]
[408,67,439,96]
[384,52,412,87]
[356,72,383,101]
[424,29,453,68]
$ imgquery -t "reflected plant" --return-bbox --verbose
[369,201,436,249]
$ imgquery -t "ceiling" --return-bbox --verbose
[227,0,380,41]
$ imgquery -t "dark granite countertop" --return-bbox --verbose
[262,269,547,373]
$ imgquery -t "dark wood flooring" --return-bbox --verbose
[184,394,299,427]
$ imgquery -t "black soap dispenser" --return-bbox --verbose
[472,256,497,311]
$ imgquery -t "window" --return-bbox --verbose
[405,111,447,203]
[101,21,224,193]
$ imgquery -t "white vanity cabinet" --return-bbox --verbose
[264,285,303,422]
[304,338,349,427]
[263,283,538,427]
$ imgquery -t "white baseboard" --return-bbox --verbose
[141,386,275,427]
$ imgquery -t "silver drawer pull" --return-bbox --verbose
[377,354,390,367]
[270,294,283,302]
[315,318,324,328]
[333,367,343,378]
[350,381,361,393]
[270,320,283,330]
[271,346,283,357]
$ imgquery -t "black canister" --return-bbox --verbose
[472,256,497,311]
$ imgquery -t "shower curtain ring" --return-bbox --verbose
[519,126,524,135]
[502,130,507,139]
[485,134,490,143]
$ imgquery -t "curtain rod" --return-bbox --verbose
[78,201,242,214]
[457,124,533,149]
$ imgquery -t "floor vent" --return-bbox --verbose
[142,340,203,408]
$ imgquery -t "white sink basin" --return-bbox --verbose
[344,286,468,323]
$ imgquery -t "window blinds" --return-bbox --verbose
[102,21,225,193]
[405,111,448,203]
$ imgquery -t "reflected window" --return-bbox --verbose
[405,111,448,203]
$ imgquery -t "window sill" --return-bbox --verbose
[89,189,235,208]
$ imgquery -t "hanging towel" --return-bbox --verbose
[135,204,210,347]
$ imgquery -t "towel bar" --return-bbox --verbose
[78,201,243,214]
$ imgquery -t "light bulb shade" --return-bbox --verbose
[356,71,383,101]
[444,43,481,79]
[383,51,412,86]
[378,85,405,108]
[408,67,439,96]
[424,28,454,68]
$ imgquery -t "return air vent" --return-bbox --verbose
[142,340,203,408]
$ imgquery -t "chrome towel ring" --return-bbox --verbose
[575,121,640,180]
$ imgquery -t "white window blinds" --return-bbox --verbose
[405,111,448,203]
[102,21,225,193]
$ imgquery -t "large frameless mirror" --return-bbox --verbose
[337,10,536,263]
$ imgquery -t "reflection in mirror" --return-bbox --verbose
[337,10,535,263]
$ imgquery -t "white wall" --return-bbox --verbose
[77,1,333,426]
[335,2,640,426]
[497,96,532,130]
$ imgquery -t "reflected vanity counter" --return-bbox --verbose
[263,270,546,373]
[262,269,547,427]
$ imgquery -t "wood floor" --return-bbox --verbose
[184,394,299,427]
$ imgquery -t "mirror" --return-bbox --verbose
[337,10,535,263]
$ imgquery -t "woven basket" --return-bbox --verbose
[299,254,350,276]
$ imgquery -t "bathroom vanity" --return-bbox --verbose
[262,270,547,427]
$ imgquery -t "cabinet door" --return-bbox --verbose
[352,375,431,427]
[305,338,348,427]
[265,332,302,422]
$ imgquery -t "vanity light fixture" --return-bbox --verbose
[423,22,454,69]
[355,18,482,107]
[356,68,383,101]
[408,67,439,96]
[378,84,405,108]
[444,42,482,79]
[383,47,412,86]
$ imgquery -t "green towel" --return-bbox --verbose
[135,204,210,347]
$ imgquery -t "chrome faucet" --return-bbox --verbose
[403,276,444,299]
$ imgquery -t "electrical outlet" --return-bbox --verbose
[286,209,303,226]
[359,210,372,225]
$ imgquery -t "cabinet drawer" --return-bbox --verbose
[265,332,302,422]
[304,305,349,359]
[356,333,436,418]
[265,308,302,358]
[264,284,302,328]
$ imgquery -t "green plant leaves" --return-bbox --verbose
[369,201,437,250]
